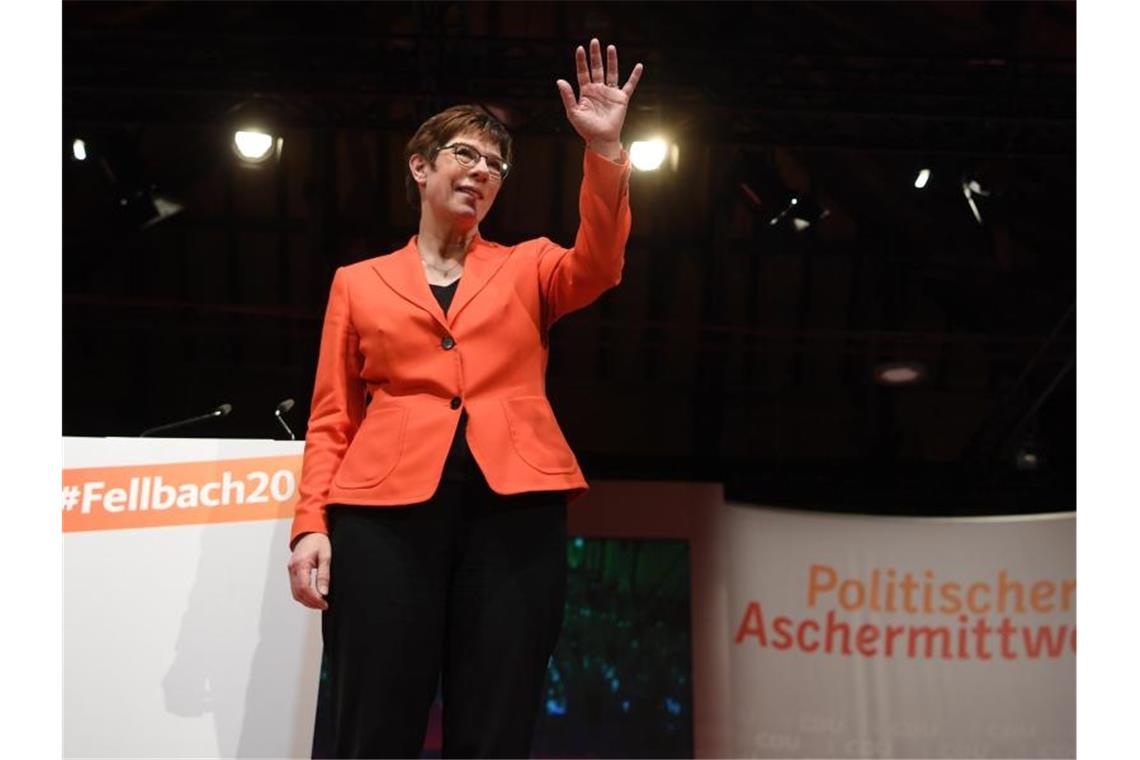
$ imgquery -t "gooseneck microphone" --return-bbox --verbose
[139,403,233,437]
[274,398,296,440]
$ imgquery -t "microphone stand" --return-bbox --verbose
[274,399,296,440]
[140,404,232,437]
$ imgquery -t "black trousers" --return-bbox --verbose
[311,474,567,759]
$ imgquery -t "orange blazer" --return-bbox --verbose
[290,149,632,546]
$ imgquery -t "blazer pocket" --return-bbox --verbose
[502,396,577,474]
[333,406,408,489]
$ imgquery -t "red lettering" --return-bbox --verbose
[908,625,952,658]
[855,623,879,656]
[1022,625,1069,658]
[997,617,1018,660]
[772,616,794,650]
[824,610,852,655]
[734,601,767,646]
[797,620,820,653]
[884,625,905,656]
[971,616,993,660]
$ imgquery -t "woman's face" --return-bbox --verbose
[412,130,505,226]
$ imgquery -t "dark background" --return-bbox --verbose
[62,1,1075,517]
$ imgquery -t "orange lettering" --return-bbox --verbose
[839,580,865,610]
[808,564,837,607]
[966,582,991,614]
[1030,581,1056,613]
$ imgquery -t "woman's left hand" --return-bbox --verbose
[556,39,643,154]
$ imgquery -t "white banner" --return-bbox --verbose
[697,505,1075,758]
[63,437,318,759]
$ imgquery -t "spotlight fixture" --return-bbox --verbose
[630,139,668,171]
[768,196,797,227]
[790,197,829,231]
[72,139,88,161]
[1014,448,1039,471]
[1013,434,1043,471]
[961,176,990,224]
[116,185,184,230]
[90,132,185,230]
[233,130,280,163]
[770,196,829,231]
[914,168,930,189]
[873,360,927,386]
[734,149,826,230]
[226,98,286,167]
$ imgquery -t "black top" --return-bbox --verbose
[429,279,460,315]
[429,280,475,483]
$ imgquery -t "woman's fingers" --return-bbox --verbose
[566,39,643,108]
[606,44,619,86]
[622,62,644,98]
[556,79,577,113]
[288,534,331,610]
[575,45,590,90]
[289,560,320,609]
[589,38,605,83]
[314,544,331,597]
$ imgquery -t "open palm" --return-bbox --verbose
[556,39,644,146]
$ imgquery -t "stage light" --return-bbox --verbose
[233,130,278,163]
[1014,449,1039,471]
[1014,433,1042,471]
[72,139,87,161]
[961,176,990,224]
[791,197,824,230]
[873,360,927,386]
[735,150,826,230]
[776,196,829,232]
[226,98,288,167]
[768,197,794,226]
[630,139,668,171]
[116,185,184,230]
[914,168,930,189]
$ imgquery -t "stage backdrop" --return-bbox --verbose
[63,438,1074,758]
[690,505,1075,758]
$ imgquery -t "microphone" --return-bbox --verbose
[274,398,296,440]
[140,403,232,437]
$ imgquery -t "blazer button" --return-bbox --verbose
[441,335,456,350]
[450,396,462,410]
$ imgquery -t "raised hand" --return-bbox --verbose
[556,39,644,157]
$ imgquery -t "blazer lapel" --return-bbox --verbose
[370,235,511,329]
[448,238,511,325]
[370,238,448,329]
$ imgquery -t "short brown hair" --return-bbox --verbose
[403,105,514,209]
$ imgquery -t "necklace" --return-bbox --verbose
[421,256,463,279]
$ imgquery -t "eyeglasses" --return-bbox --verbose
[439,142,510,181]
